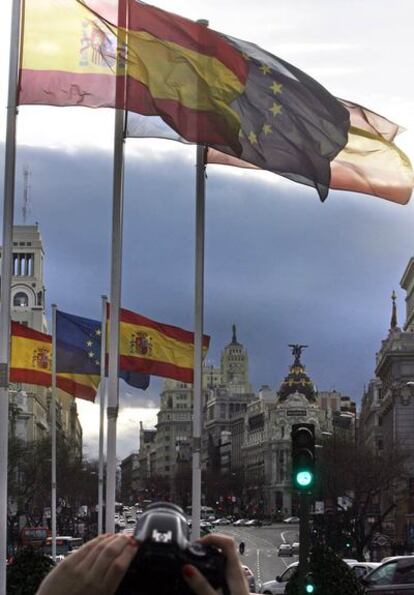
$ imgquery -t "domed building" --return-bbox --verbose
[278,345,317,403]
[268,345,320,515]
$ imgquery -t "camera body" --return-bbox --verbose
[116,502,228,595]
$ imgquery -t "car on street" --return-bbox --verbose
[200,520,214,532]
[233,518,249,526]
[241,564,256,592]
[245,519,263,527]
[278,543,293,557]
[361,555,414,592]
[347,561,380,579]
[259,561,298,594]
[282,516,300,524]
[291,542,300,555]
[259,559,379,594]
[213,517,232,525]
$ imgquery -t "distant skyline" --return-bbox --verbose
[1,0,414,459]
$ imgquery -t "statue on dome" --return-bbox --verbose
[288,343,308,365]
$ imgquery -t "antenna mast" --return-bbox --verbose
[22,165,31,224]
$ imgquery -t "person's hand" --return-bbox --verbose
[36,533,138,595]
[182,533,250,595]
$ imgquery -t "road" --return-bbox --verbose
[218,523,299,589]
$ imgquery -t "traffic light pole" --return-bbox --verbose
[298,491,311,591]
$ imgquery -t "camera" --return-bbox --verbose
[115,502,229,595]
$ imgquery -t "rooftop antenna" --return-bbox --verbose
[22,165,31,224]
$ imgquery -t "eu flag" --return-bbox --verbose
[56,310,150,401]
[210,35,350,201]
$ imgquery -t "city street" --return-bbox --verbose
[219,523,299,588]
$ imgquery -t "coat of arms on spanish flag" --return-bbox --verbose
[10,321,52,387]
[113,307,210,384]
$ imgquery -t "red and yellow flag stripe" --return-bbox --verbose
[10,322,52,387]
[56,373,99,401]
[19,0,248,149]
[112,307,209,384]
[10,322,98,400]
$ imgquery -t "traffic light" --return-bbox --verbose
[304,573,316,593]
[291,423,315,490]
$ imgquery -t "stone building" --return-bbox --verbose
[263,346,320,516]
[120,452,140,504]
[154,379,194,481]
[374,284,414,548]
[359,378,383,453]
[135,422,156,496]
[133,329,357,516]
[203,326,255,473]
[2,225,82,451]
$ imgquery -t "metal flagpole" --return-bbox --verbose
[51,305,57,561]
[98,295,107,535]
[191,143,206,541]
[0,0,22,591]
[191,18,208,542]
[105,109,124,535]
[105,0,127,535]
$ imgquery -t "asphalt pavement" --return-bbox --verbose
[218,523,299,589]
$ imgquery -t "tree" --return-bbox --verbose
[316,434,408,560]
[7,546,55,594]
[8,433,99,547]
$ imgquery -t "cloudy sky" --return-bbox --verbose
[1,0,414,459]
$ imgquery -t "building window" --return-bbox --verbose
[13,292,29,307]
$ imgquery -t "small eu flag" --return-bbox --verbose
[56,310,150,401]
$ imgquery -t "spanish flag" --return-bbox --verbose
[9,321,100,401]
[10,322,52,387]
[116,307,210,384]
[19,0,247,151]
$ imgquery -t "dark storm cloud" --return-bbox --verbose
[1,142,413,406]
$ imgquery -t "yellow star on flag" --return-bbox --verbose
[270,81,283,94]
[248,131,258,144]
[259,63,271,75]
[270,102,282,117]
[262,123,272,135]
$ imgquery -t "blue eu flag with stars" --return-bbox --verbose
[56,310,150,401]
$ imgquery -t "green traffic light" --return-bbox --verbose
[295,470,313,487]
[305,585,315,593]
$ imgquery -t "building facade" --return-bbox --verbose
[2,225,82,451]
[374,288,414,548]
[133,332,358,517]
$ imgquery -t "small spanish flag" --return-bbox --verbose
[10,322,52,387]
[116,307,210,384]
[10,321,100,401]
